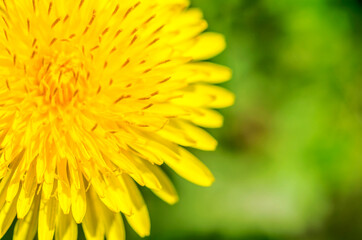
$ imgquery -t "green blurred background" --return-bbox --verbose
[129,0,362,239]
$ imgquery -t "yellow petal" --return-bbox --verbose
[125,201,150,238]
[120,175,150,237]
[38,196,58,240]
[57,179,71,215]
[164,147,214,187]
[16,186,36,219]
[17,160,37,219]
[171,84,235,109]
[182,108,224,128]
[70,171,86,223]
[177,62,232,84]
[128,154,162,190]
[121,151,178,204]
[0,194,18,238]
[144,103,189,119]
[101,207,126,240]
[82,189,105,240]
[13,196,40,240]
[129,135,180,166]
[129,143,164,165]
[6,166,22,203]
[184,32,226,60]
[36,143,46,183]
[143,162,178,204]
[0,169,13,210]
[85,188,126,240]
[1,149,24,196]
[55,210,78,240]
[157,0,190,6]
[158,119,217,151]
[164,8,206,44]
[57,157,71,214]
[42,181,54,201]
[121,112,169,132]
[97,174,133,215]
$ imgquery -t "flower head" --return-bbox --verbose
[0,0,233,239]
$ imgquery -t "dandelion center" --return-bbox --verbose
[36,51,87,106]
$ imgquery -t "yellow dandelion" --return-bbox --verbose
[0,0,234,239]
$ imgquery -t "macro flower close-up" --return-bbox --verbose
[0,0,234,239]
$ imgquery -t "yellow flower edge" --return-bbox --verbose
[0,0,234,239]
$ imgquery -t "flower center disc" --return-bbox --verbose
[32,47,88,107]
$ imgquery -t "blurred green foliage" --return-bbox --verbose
[126,0,362,240]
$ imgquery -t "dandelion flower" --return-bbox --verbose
[0,0,234,239]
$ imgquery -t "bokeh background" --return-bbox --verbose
[4,0,361,239]
[130,0,362,239]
